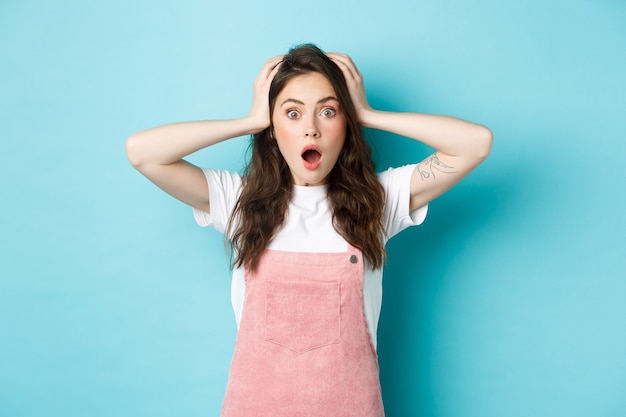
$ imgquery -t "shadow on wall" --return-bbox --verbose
[362,68,528,415]
[376,162,523,416]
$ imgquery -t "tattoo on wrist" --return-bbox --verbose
[418,154,455,180]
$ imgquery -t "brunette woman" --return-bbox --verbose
[126,44,492,417]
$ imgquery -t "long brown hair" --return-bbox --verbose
[228,44,386,271]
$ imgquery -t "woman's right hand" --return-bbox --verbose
[126,55,283,213]
[247,56,283,133]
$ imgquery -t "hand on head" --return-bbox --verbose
[250,50,373,132]
[248,55,283,133]
[326,52,373,124]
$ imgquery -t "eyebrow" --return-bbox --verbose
[279,96,339,107]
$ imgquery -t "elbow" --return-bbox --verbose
[125,133,145,169]
[474,125,493,161]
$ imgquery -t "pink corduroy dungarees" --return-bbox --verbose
[221,246,385,417]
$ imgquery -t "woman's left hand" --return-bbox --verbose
[327,53,374,125]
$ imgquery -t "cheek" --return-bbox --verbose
[273,124,288,139]
[273,125,298,159]
[273,120,297,141]
[323,119,347,147]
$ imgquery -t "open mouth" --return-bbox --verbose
[302,149,321,164]
[301,146,322,170]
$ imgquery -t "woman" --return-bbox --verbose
[126,44,492,416]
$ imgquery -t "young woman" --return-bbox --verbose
[126,44,492,417]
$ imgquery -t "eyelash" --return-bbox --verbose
[321,108,336,117]
[286,107,336,119]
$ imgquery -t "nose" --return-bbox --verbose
[304,119,320,138]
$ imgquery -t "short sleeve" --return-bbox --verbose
[192,169,243,234]
[378,164,428,241]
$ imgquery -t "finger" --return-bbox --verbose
[329,55,355,79]
[265,55,284,70]
[328,53,361,81]
[327,52,358,73]
[269,57,282,74]
[333,59,361,90]
[257,55,284,81]
[262,62,281,89]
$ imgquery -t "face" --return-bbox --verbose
[272,72,347,187]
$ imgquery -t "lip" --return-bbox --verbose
[301,144,323,170]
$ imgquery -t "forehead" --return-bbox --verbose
[276,72,337,103]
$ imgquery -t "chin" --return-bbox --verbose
[294,174,328,187]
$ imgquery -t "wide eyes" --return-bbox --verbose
[321,108,336,117]
[285,107,336,119]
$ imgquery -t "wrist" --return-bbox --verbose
[358,108,383,129]
[242,114,271,135]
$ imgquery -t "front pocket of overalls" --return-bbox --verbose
[265,280,340,353]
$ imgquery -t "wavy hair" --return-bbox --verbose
[227,44,386,271]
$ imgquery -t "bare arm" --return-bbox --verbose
[329,53,493,211]
[125,56,283,212]
[357,111,493,210]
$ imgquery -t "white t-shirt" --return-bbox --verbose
[193,164,427,349]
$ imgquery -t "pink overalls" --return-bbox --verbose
[221,246,385,417]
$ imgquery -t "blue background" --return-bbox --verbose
[1,0,625,416]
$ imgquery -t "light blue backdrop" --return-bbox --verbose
[1,0,625,416]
